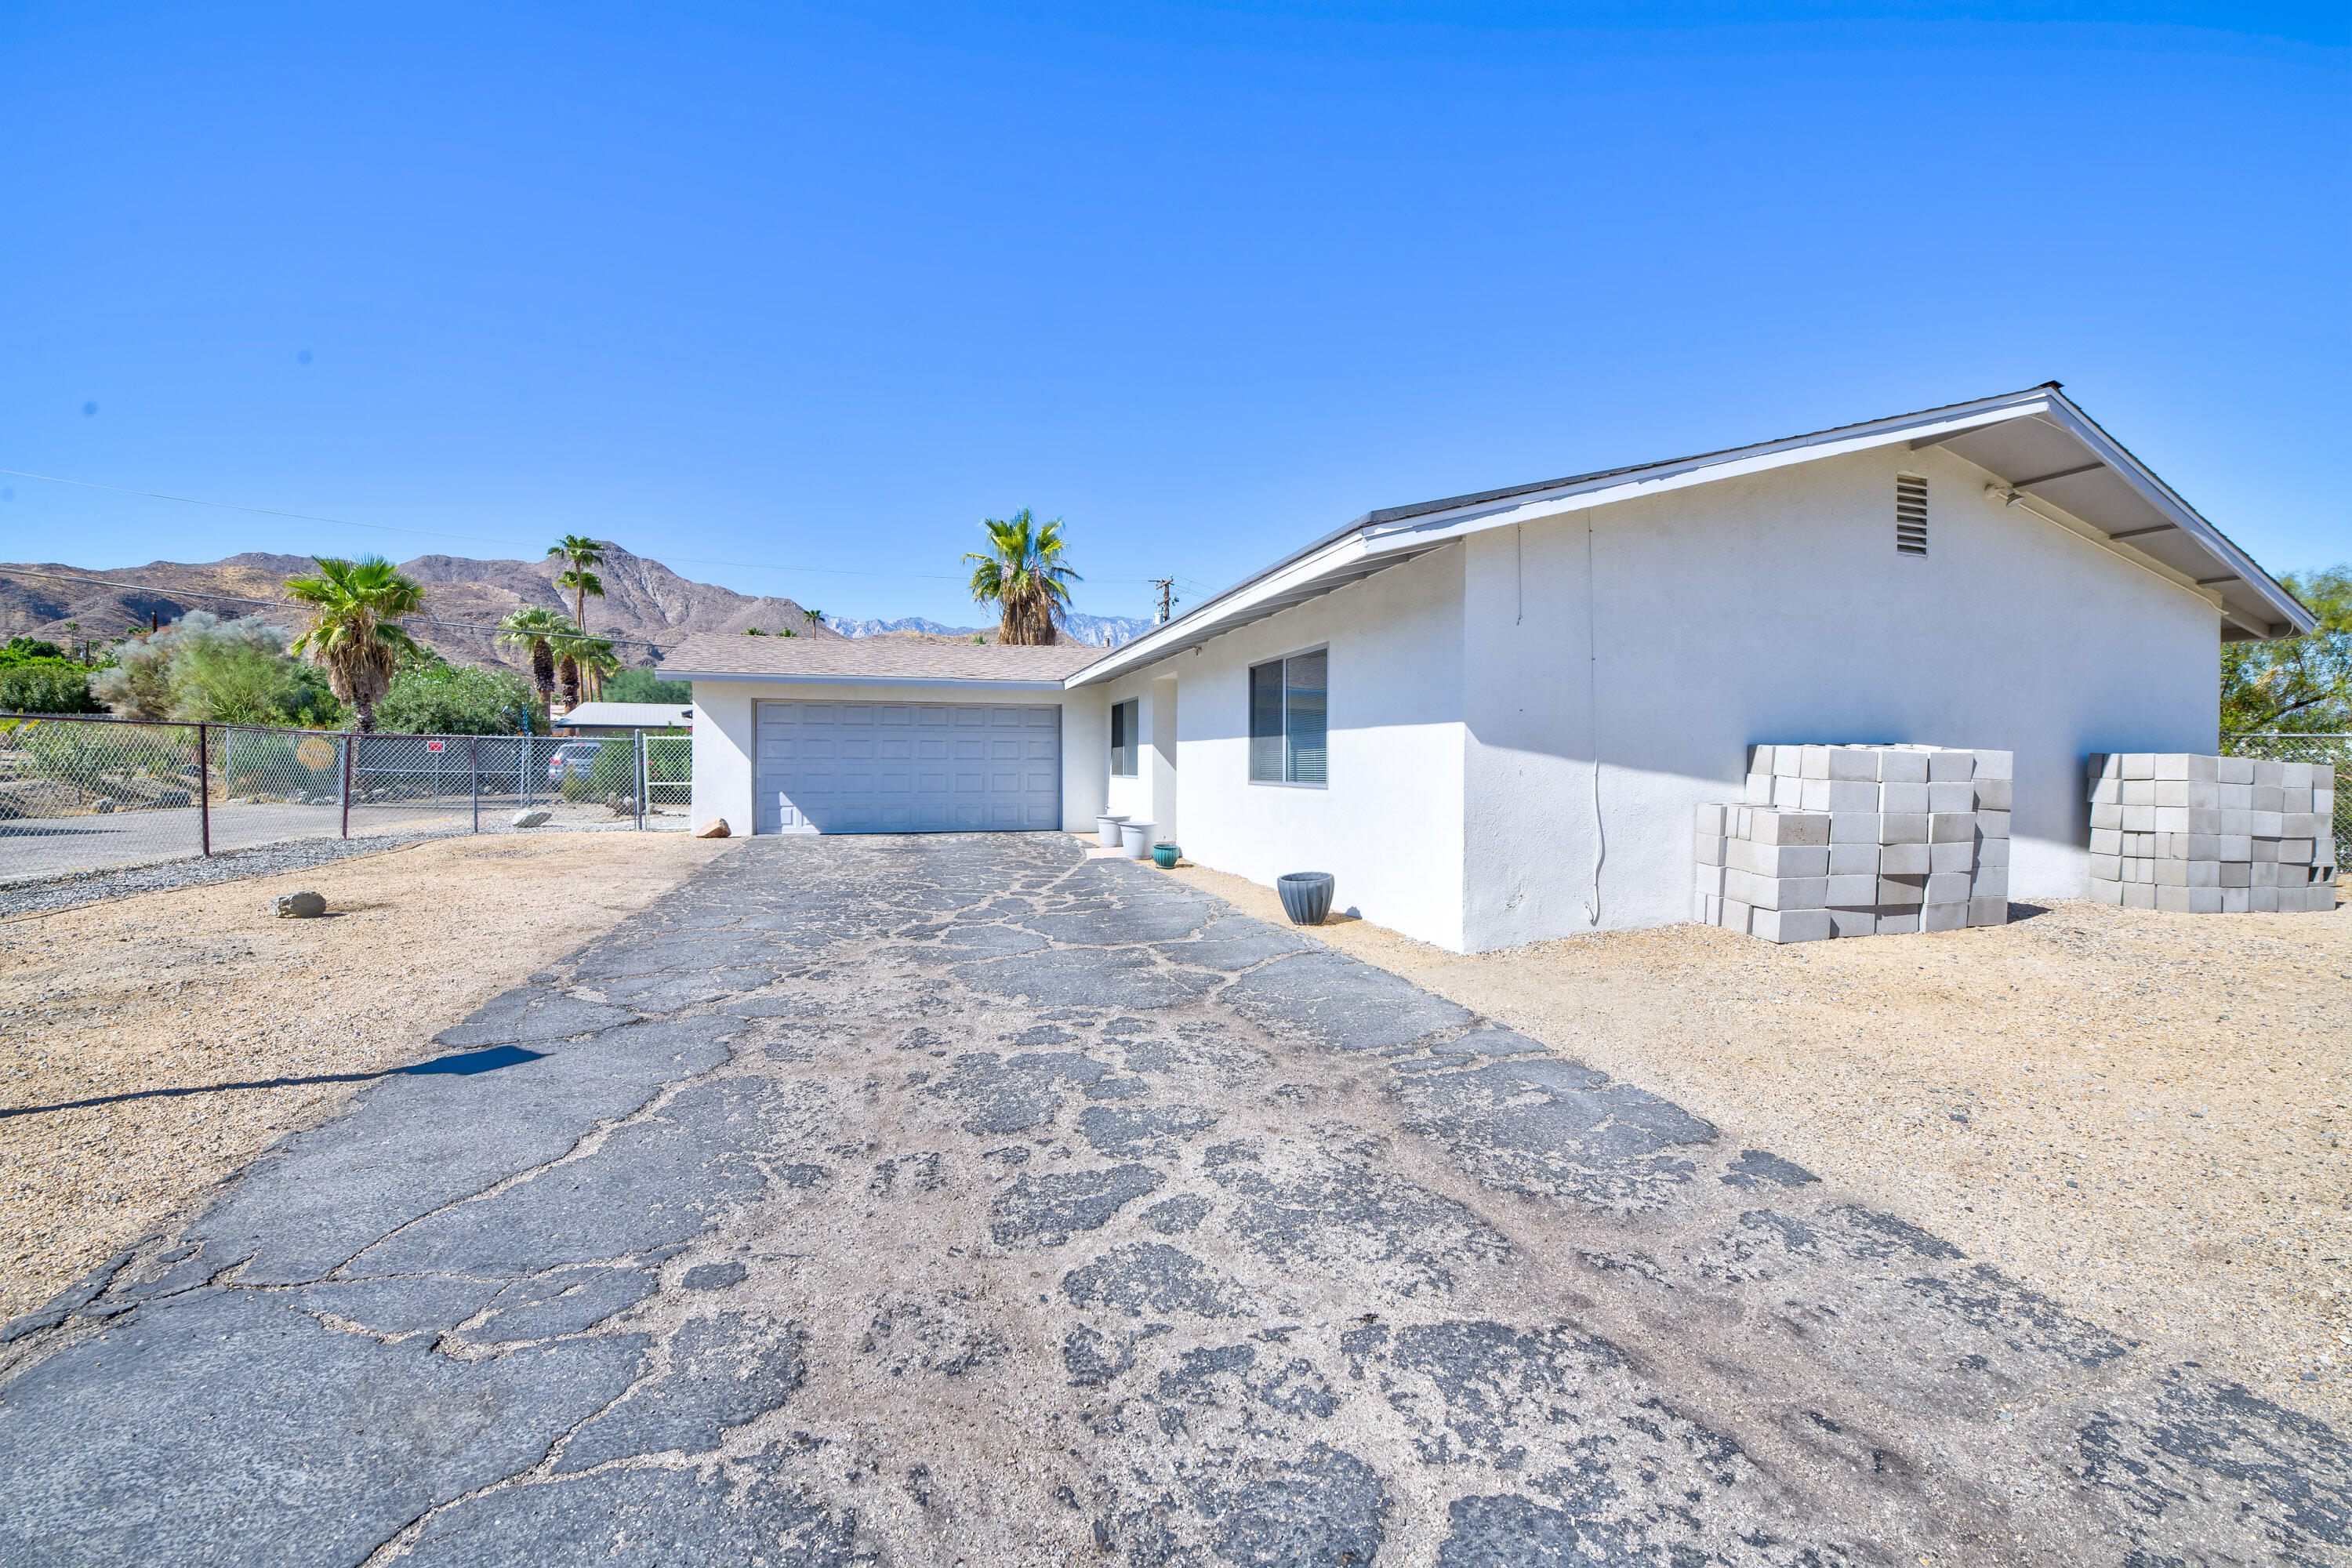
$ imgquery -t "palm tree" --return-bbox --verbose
[550,630,619,710]
[802,607,823,633]
[498,606,574,713]
[964,510,1080,646]
[575,637,620,701]
[284,556,426,734]
[547,535,608,633]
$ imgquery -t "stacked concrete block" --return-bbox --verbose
[2084,753,2339,914]
[1692,743,2012,944]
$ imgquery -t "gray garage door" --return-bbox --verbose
[753,701,1061,833]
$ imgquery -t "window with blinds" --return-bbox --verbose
[1247,649,1327,786]
[1896,474,1929,556]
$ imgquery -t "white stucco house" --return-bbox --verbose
[662,383,2314,953]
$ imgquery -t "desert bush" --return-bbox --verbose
[91,614,331,724]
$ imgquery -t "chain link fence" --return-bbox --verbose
[2221,733,2350,868]
[0,715,694,885]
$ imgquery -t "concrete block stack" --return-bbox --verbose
[2084,753,2339,913]
[1693,743,2012,944]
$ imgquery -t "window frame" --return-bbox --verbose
[1109,697,1139,778]
[1247,645,1329,789]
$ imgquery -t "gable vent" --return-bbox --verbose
[1896,474,1929,557]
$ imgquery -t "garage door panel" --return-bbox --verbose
[756,700,1058,833]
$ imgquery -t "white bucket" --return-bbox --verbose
[1119,822,1156,859]
[1096,814,1130,848]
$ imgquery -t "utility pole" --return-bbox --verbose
[1149,578,1178,624]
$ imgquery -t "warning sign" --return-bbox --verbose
[295,737,336,770]
[426,739,445,753]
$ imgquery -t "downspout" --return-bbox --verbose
[1585,514,1604,927]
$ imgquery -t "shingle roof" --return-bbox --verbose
[657,631,1110,684]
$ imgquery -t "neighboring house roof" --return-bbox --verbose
[658,632,1109,690]
[557,702,695,728]
[1071,383,2315,688]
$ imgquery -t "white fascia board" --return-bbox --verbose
[675,672,1072,691]
[2031,395,2317,636]
[1354,397,2059,557]
[1065,531,1376,687]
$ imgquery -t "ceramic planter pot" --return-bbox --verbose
[1152,843,1181,869]
[1095,814,1129,848]
[1277,872,1335,925]
[1119,822,1156,859]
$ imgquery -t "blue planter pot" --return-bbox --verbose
[1276,872,1335,926]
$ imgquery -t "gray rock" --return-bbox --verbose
[511,808,554,828]
[270,891,326,919]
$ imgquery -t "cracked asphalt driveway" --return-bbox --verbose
[3,834,2346,1566]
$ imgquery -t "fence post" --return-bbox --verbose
[341,731,354,839]
[470,735,481,833]
[521,710,532,808]
[198,723,212,858]
[636,731,648,831]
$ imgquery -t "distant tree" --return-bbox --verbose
[497,606,573,714]
[601,667,693,704]
[374,660,535,735]
[964,510,1079,645]
[548,535,608,634]
[2223,566,2352,734]
[285,557,426,734]
[0,661,97,713]
[803,607,822,632]
[1,637,68,666]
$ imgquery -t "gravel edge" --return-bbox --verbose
[0,821,671,919]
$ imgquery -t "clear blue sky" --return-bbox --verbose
[3,2,2343,626]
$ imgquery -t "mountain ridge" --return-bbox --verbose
[0,548,1152,669]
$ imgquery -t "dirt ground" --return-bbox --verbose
[0,833,735,1323]
[1170,862,2352,1422]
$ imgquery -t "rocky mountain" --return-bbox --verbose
[0,545,840,672]
[822,611,1153,647]
[0,547,1152,668]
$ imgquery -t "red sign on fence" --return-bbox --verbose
[426,739,445,753]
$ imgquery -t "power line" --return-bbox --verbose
[0,565,683,652]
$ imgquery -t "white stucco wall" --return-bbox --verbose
[688,680,1110,837]
[1100,549,1471,950]
[1459,441,2221,948]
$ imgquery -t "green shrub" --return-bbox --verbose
[1,637,69,667]
[374,661,533,735]
[601,667,693,705]
[0,661,98,713]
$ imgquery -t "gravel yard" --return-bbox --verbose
[0,832,735,1323]
[1171,863,2352,1423]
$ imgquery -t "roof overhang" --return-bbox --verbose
[673,670,1073,692]
[1068,383,2313,687]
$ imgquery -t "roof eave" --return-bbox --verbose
[667,669,1074,691]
